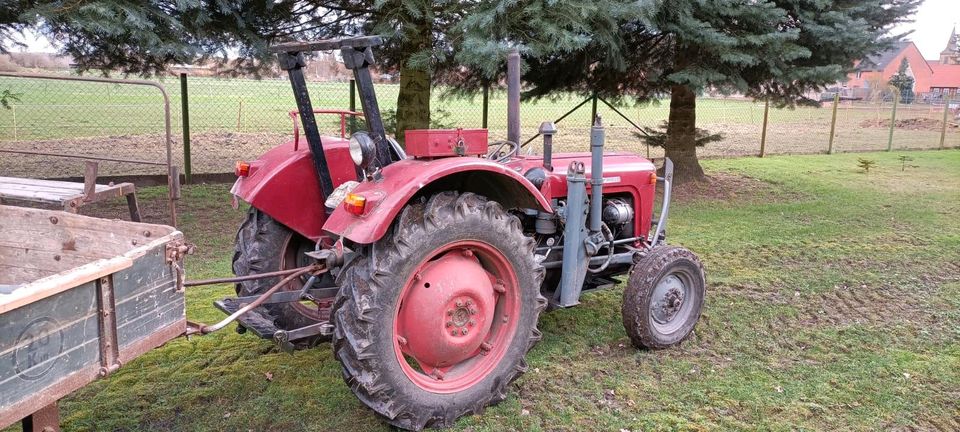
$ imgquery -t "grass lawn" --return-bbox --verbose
[8,149,959,431]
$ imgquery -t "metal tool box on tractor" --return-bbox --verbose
[215,36,706,430]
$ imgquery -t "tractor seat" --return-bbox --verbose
[270,36,383,53]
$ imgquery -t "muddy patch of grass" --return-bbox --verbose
[672,171,806,204]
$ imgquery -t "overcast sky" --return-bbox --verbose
[9,0,959,60]
[893,0,957,58]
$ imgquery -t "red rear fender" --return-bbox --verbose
[323,157,552,245]
[232,139,357,241]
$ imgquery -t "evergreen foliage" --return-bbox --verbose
[457,0,920,181]
[1,1,471,139]
[888,58,915,104]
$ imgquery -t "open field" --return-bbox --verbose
[3,149,955,431]
[0,75,957,176]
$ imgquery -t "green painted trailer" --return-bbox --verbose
[0,205,188,431]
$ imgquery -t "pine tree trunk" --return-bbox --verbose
[394,15,432,146]
[396,66,430,145]
[664,84,706,183]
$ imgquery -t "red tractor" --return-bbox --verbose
[219,37,706,430]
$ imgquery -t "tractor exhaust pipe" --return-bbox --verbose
[507,48,521,145]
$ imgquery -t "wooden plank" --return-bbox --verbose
[0,178,134,210]
[112,246,184,350]
[0,205,173,238]
[0,265,56,285]
[0,228,146,260]
[0,177,96,190]
[0,256,132,314]
[83,161,98,201]
[0,181,119,195]
[0,184,81,196]
[62,184,133,212]
[0,280,102,430]
[0,206,176,259]
[0,187,80,204]
[0,177,127,193]
[0,245,108,276]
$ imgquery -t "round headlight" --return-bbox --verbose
[349,132,375,168]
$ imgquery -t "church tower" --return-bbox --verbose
[940,26,959,65]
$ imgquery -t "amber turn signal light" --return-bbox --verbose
[235,161,251,177]
[649,172,658,185]
[343,193,367,216]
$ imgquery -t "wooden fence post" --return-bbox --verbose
[828,93,839,154]
[759,99,769,157]
[236,98,243,132]
[887,87,899,152]
[590,91,598,123]
[940,94,952,150]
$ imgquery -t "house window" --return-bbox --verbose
[856,71,862,79]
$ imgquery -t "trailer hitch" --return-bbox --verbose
[184,263,328,336]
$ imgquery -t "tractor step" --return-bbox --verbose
[584,276,619,291]
[213,298,280,339]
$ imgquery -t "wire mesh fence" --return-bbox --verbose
[0,72,957,181]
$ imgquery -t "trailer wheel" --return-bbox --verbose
[332,192,546,430]
[233,208,333,347]
[622,246,705,349]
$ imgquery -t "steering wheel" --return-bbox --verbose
[486,140,520,163]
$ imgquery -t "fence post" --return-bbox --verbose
[179,73,191,183]
[759,99,769,157]
[236,98,243,132]
[827,93,839,154]
[591,91,598,123]
[11,105,16,141]
[482,82,489,129]
[887,88,899,152]
[940,94,951,150]
[348,79,357,133]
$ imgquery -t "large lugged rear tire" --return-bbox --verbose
[233,208,333,346]
[332,192,546,430]
[622,246,706,349]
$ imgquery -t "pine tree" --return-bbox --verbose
[457,0,920,183]
[888,58,915,104]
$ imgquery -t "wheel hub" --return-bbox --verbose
[397,249,496,369]
[652,275,686,324]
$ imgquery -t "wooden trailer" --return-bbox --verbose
[0,205,189,431]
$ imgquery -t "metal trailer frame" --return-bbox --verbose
[0,71,180,226]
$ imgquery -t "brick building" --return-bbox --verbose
[845,27,960,98]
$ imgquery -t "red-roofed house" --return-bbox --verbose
[845,28,960,98]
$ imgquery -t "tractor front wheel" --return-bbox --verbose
[332,192,546,430]
[622,246,706,349]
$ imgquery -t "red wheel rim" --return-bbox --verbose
[280,233,332,321]
[393,240,521,393]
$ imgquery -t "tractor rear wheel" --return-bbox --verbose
[233,208,334,347]
[622,246,706,349]
[332,192,546,430]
